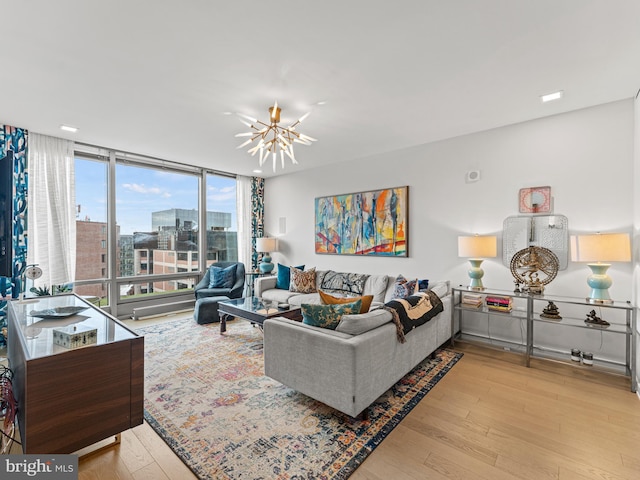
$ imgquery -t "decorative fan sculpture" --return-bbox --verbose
[510,246,559,294]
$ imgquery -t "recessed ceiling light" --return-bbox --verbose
[316,101,327,106]
[60,124,78,133]
[540,91,563,103]
[253,169,262,174]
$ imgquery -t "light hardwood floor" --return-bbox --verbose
[5,314,640,479]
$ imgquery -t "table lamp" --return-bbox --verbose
[256,237,277,273]
[458,235,497,290]
[570,232,631,304]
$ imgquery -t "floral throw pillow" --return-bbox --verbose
[290,267,317,293]
[301,300,362,330]
[392,274,418,299]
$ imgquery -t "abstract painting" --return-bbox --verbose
[315,186,408,256]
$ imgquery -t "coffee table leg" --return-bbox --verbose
[220,314,227,334]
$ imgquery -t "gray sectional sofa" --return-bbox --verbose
[260,270,452,417]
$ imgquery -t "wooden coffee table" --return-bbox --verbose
[217,297,302,333]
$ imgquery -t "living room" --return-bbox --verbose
[1,2,640,479]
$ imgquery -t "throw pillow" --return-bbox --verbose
[208,264,237,289]
[318,289,373,314]
[319,270,369,295]
[301,300,363,330]
[276,264,304,290]
[290,267,317,293]
[392,274,418,299]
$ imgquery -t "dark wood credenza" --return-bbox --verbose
[7,294,144,453]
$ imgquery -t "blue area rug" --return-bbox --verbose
[137,318,462,479]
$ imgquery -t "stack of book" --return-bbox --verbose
[485,295,513,312]
[461,293,483,308]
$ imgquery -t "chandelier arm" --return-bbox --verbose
[235,105,314,172]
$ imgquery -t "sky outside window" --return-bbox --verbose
[75,160,237,235]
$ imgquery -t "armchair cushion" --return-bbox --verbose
[208,264,237,289]
[195,262,245,300]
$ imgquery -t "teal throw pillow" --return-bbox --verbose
[208,264,237,289]
[301,300,362,330]
[276,264,304,290]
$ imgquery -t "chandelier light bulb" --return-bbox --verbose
[235,102,316,172]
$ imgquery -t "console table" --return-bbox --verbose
[7,294,144,453]
[451,286,636,392]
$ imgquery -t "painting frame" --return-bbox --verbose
[314,186,408,257]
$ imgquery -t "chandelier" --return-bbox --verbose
[235,101,316,172]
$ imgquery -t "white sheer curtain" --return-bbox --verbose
[27,133,76,287]
[236,175,253,270]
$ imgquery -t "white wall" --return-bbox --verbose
[633,91,639,395]
[265,99,634,299]
[264,99,636,367]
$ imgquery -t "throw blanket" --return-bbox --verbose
[384,291,444,343]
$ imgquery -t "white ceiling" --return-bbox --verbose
[2,1,639,178]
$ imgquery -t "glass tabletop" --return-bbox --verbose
[8,293,139,360]
[219,297,296,315]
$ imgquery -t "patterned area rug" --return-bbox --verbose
[138,318,462,480]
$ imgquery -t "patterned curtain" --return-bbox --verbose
[250,176,265,271]
[0,125,28,347]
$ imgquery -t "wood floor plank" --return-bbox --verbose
[118,428,156,474]
[131,462,171,480]
[78,448,134,480]
[131,423,198,480]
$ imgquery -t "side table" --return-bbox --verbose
[245,271,270,297]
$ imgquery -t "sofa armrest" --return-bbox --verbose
[255,275,278,297]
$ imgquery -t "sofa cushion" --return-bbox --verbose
[288,293,322,307]
[276,264,304,290]
[320,270,369,295]
[363,275,390,303]
[318,290,373,314]
[301,300,362,330]
[261,288,298,303]
[335,308,393,335]
[208,264,236,289]
[429,281,449,298]
[290,267,317,293]
[392,274,418,299]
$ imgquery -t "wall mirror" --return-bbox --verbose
[502,214,569,270]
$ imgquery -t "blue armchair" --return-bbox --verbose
[194,261,245,300]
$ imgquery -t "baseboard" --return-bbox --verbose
[132,300,195,320]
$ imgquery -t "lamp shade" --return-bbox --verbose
[458,235,497,258]
[570,233,631,263]
[255,237,277,253]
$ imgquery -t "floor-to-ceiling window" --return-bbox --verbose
[116,161,201,300]
[72,146,238,316]
[205,173,238,264]
[74,154,109,305]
